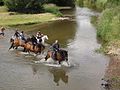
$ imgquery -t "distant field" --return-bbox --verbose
[0,6,55,26]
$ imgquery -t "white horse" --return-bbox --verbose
[36,35,48,45]
[41,35,48,44]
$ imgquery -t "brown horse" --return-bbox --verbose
[0,27,5,36]
[24,42,45,54]
[9,39,25,50]
[45,50,68,64]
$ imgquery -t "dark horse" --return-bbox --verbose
[24,42,45,54]
[45,49,68,64]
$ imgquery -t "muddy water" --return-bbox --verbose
[0,7,109,90]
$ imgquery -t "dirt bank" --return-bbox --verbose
[104,46,120,90]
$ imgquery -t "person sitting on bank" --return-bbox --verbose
[52,40,60,60]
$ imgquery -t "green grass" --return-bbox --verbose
[0,6,7,12]
[0,6,56,26]
[0,13,55,26]
[96,6,120,53]
[97,7,120,42]
[43,4,63,17]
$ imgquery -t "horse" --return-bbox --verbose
[36,35,48,45]
[9,38,25,50]
[24,42,45,54]
[0,27,5,36]
[41,35,48,45]
[45,49,68,64]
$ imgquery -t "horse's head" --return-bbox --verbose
[42,35,48,40]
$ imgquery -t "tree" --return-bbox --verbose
[47,0,75,7]
[0,0,4,6]
[3,0,47,13]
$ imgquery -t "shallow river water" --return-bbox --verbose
[0,7,109,90]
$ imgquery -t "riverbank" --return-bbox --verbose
[94,6,120,89]
[0,6,69,26]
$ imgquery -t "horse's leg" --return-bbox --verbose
[2,33,4,36]
[15,47,18,49]
[23,47,26,52]
[58,61,61,64]
[66,61,69,66]
[45,56,48,61]
[9,43,14,50]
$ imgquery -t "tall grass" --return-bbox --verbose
[97,6,120,42]
[43,4,62,17]
[96,6,120,53]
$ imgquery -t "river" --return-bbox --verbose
[0,7,109,90]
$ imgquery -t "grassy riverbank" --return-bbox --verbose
[95,5,120,89]
[96,6,120,54]
[0,6,56,26]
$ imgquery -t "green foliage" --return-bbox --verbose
[47,0,75,7]
[43,4,62,16]
[0,0,4,6]
[105,0,120,8]
[3,0,47,13]
[95,0,120,10]
[97,7,120,42]
[0,13,55,26]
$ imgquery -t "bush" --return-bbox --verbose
[0,0,4,6]
[47,0,75,7]
[105,0,120,8]
[97,6,120,42]
[43,4,62,16]
[3,0,46,14]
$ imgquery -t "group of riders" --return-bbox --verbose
[0,26,68,63]
[10,30,60,60]
[11,30,44,49]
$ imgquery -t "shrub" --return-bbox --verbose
[47,0,75,7]
[0,0,4,6]
[97,6,120,42]
[3,0,47,14]
[43,4,62,16]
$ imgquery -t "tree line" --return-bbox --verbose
[0,0,75,14]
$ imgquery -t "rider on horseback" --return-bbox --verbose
[20,31,26,42]
[36,34,44,54]
[31,35,37,50]
[36,31,41,39]
[14,30,20,39]
[52,40,59,60]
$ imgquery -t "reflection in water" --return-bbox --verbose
[49,68,68,86]
[31,64,40,75]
